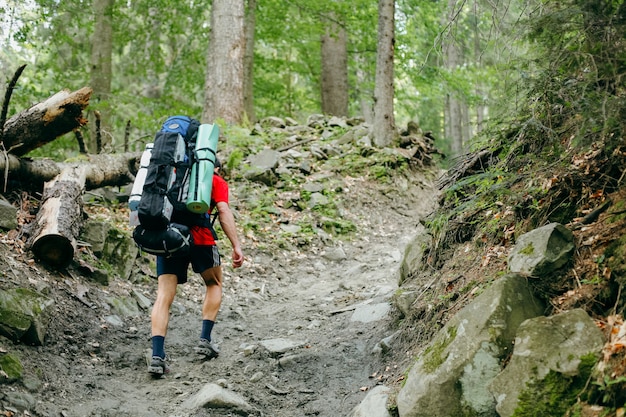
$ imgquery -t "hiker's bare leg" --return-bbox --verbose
[200,266,223,321]
[151,274,178,336]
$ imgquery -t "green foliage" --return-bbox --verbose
[421,325,457,373]
[28,132,82,161]
[0,353,23,381]
[521,0,626,153]
[512,353,598,417]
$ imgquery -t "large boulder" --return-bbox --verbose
[489,308,604,417]
[508,222,574,276]
[0,288,54,345]
[396,274,545,417]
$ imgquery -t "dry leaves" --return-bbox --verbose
[597,315,626,376]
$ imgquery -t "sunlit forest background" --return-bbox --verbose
[1,0,625,169]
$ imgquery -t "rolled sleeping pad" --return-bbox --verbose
[129,143,153,226]
[186,123,219,213]
[129,143,153,211]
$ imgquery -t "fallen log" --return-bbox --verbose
[2,87,92,156]
[26,165,88,268]
[0,152,141,191]
[17,152,142,267]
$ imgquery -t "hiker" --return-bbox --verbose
[148,158,244,375]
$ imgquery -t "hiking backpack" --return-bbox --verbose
[130,116,215,257]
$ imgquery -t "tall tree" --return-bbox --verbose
[89,0,115,152]
[244,0,257,123]
[442,0,466,157]
[203,0,246,124]
[372,0,396,147]
[320,10,348,117]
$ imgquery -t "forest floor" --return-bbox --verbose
[0,163,439,417]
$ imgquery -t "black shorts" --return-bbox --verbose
[156,245,221,284]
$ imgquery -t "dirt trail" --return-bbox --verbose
[0,172,437,417]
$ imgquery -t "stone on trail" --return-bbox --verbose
[181,383,254,414]
[351,302,391,323]
[349,385,392,417]
[259,338,307,357]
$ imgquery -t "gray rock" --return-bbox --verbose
[307,114,326,128]
[102,228,138,280]
[285,117,299,126]
[397,274,545,417]
[322,247,346,261]
[489,309,604,417]
[106,295,141,317]
[245,149,280,185]
[299,160,312,174]
[259,338,306,357]
[249,148,280,171]
[308,192,328,208]
[508,222,574,276]
[280,224,301,234]
[351,303,391,323]
[79,219,110,254]
[302,182,324,193]
[0,288,54,345]
[0,197,17,230]
[181,383,254,413]
[398,226,430,285]
[393,290,418,318]
[131,289,152,310]
[349,385,392,417]
[328,116,349,129]
[104,315,125,327]
[373,331,401,354]
[260,116,286,128]
[3,390,36,411]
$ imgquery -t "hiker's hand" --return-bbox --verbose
[232,246,244,268]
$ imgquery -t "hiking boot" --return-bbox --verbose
[195,338,219,359]
[147,355,170,376]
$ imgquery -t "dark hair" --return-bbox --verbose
[214,158,222,169]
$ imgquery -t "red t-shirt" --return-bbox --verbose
[191,174,229,245]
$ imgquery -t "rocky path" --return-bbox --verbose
[1,173,437,417]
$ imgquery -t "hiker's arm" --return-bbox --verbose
[216,201,244,268]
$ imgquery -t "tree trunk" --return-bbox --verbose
[244,0,257,123]
[89,0,115,153]
[203,0,246,124]
[321,12,348,117]
[443,0,463,158]
[372,0,396,148]
[356,55,374,125]
[27,165,88,268]
[0,152,140,191]
[1,87,92,156]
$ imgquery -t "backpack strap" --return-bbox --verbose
[207,200,219,240]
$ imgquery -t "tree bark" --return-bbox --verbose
[443,0,465,158]
[0,152,140,191]
[244,0,257,123]
[18,152,140,268]
[1,87,92,156]
[203,0,246,124]
[27,165,88,268]
[321,12,349,117]
[356,55,374,125]
[372,0,396,148]
[89,0,115,153]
